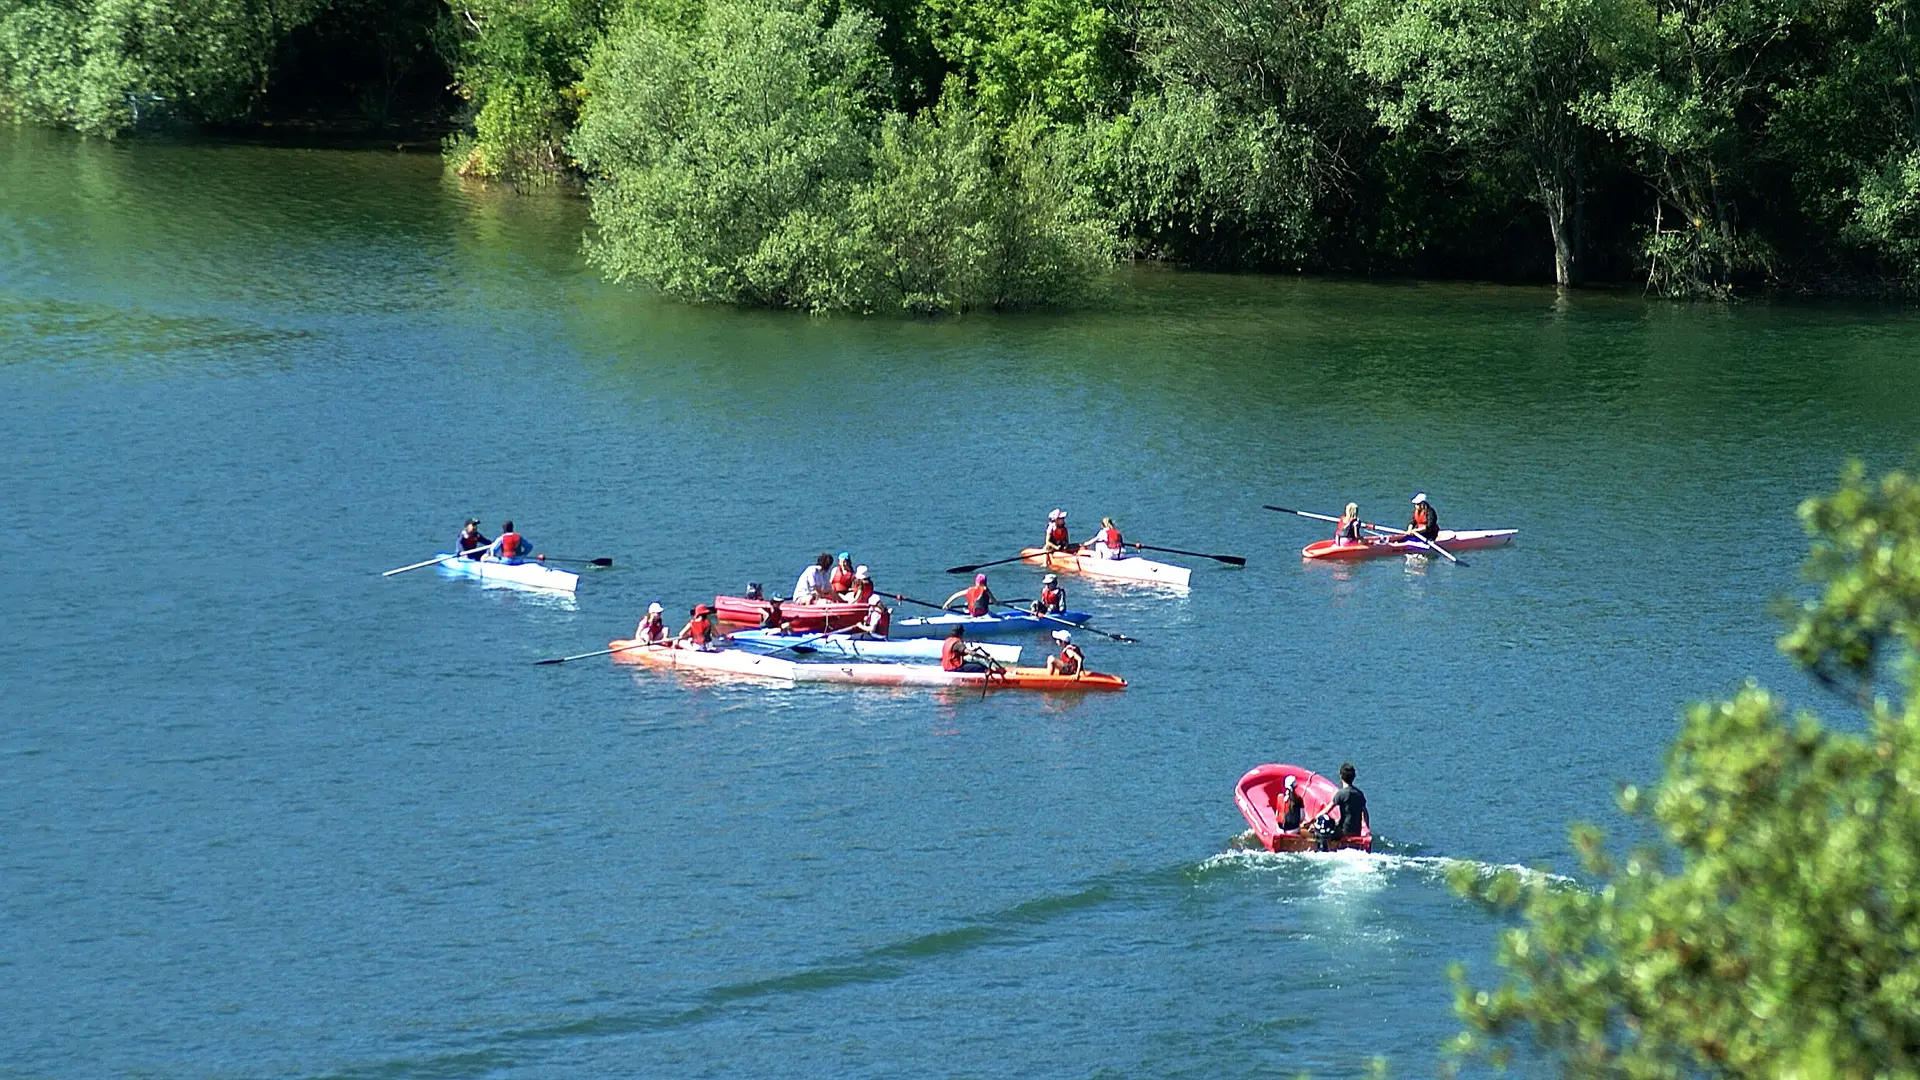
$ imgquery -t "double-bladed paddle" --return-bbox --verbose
[1127,542,1246,566]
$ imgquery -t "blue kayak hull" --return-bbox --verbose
[888,610,1092,639]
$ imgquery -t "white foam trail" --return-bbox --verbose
[1200,848,1576,888]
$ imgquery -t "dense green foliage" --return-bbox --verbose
[1449,461,1920,1075]
[9,0,1920,296]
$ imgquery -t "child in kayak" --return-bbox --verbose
[943,574,999,615]
[852,595,890,638]
[635,602,669,644]
[1403,493,1439,541]
[676,604,724,650]
[1083,517,1125,559]
[1334,504,1363,546]
[1031,574,1065,615]
[1042,509,1075,552]
[1045,630,1083,675]
[940,626,991,672]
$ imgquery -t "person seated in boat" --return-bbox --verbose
[1402,493,1440,542]
[744,582,765,602]
[843,565,875,603]
[1082,517,1125,559]
[1045,630,1083,675]
[758,598,786,629]
[941,625,991,672]
[1042,509,1076,553]
[793,553,835,604]
[635,602,669,644]
[1313,762,1369,849]
[852,595,890,638]
[456,519,490,560]
[1031,574,1066,616]
[1334,503,1364,546]
[677,604,723,650]
[943,573,999,616]
[1273,775,1306,833]
[829,552,856,596]
[486,520,535,564]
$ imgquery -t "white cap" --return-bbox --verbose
[1284,775,1296,789]
[647,602,663,614]
[868,594,886,607]
[1411,492,1427,504]
[1051,629,1072,643]
[854,565,870,579]
[1049,508,1065,519]
[1042,573,1057,583]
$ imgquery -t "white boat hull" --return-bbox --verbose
[1020,548,1191,587]
[435,553,579,593]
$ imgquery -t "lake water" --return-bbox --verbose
[6,126,1919,1078]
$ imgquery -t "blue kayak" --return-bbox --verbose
[728,630,1023,664]
[888,610,1092,639]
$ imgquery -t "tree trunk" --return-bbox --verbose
[1542,178,1579,288]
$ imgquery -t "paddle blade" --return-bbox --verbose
[534,657,567,665]
[1216,555,1247,566]
[591,557,614,567]
[944,564,980,574]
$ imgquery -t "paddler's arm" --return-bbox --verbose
[942,589,968,609]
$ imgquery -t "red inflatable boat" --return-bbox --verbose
[1234,764,1372,852]
[711,595,869,631]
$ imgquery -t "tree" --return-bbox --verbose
[1450,460,1920,1076]
[1348,0,1622,287]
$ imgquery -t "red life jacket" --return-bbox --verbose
[1040,584,1063,611]
[1056,644,1083,674]
[941,636,967,670]
[1045,521,1070,547]
[867,607,890,636]
[965,584,991,616]
[682,617,714,645]
[1412,505,1434,529]
[1097,526,1122,549]
[830,567,854,593]
[498,532,525,558]
[640,616,666,643]
[847,580,874,603]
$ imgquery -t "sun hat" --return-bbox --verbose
[868,594,885,607]
[1411,492,1428,504]
[1284,775,1297,790]
[1042,573,1057,583]
[1051,629,1072,644]
[1049,508,1065,520]
[647,602,663,614]
[854,565,870,579]
[693,603,713,615]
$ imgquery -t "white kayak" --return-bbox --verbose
[729,629,1021,664]
[1019,547,1191,587]
[435,553,579,593]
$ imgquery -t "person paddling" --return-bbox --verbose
[1333,503,1363,546]
[456,519,490,560]
[940,625,990,672]
[1045,629,1083,675]
[487,520,536,564]
[843,565,875,603]
[943,573,999,616]
[1042,509,1075,553]
[852,594,890,638]
[1314,762,1369,849]
[677,604,723,650]
[635,602,669,644]
[793,553,834,604]
[1404,493,1440,541]
[1083,517,1125,560]
[758,598,787,630]
[829,552,856,596]
[1031,573,1066,615]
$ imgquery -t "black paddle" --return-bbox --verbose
[945,551,1048,574]
[538,555,615,567]
[1128,542,1246,566]
[991,601,1136,643]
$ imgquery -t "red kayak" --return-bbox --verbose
[711,595,868,631]
[1234,764,1372,853]
[1302,528,1516,561]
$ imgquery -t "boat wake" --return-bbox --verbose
[1199,839,1576,890]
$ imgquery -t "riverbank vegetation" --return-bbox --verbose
[4,0,1920,303]
[1450,461,1920,1074]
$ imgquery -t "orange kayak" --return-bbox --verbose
[608,641,1126,691]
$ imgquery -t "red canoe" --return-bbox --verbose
[711,595,869,631]
[1234,764,1372,853]
[1302,528,1517,561]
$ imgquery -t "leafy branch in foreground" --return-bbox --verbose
[1449,461,1920,1078]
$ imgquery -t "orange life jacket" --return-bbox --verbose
[1097,526,1121,549]
[1412,505,1434,529]
[830,566,854,593]
[846,580,874,603]
[965,584,991,616]
[498,532,525,558]
[1046,521,1070,547]
[1039,583,1064,612]
[941,636,967,670]
[1056,644,1083,674]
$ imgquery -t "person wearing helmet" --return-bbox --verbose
[1404,493,1440,541]
[1042,509,1075,552]
[1334,503,1363,546]
[1031,573,1065,615]
[842,565,875,603]
[1273,775,1306,832]
[792,553,834,604]
[829,552,856,595]
[1083,517,1125,559]
[943,573,999,616]
[1045,629,1083,675]
[635,602,669,644]
[456,519,490,560]
[852,594,890,638]
[676,604,723,650]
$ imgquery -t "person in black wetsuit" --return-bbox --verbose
[1316,762,1369,849]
